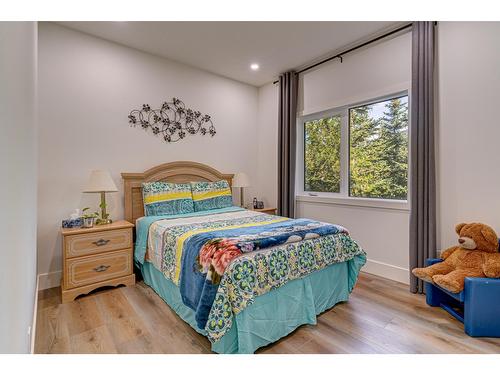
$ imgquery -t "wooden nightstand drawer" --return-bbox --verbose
[64,248,132,289]
[61,220,135,303]
[64,228,132,258]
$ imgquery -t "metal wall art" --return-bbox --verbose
[128,98,216,143]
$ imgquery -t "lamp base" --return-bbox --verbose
[96,191,112,225]
[96,218,113,225]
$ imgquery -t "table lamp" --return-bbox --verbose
[232,172,250,207]
[83,170,118,225]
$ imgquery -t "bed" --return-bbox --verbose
[121,161,366,354]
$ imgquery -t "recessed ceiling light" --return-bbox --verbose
[250,63,260,71]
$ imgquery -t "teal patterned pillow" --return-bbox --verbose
[142,182,194,216]
[191,180,233,211]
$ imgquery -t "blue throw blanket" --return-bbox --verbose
[178,218,345,329]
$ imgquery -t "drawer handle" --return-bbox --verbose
[93,265,110,272]
[92,239,110,246]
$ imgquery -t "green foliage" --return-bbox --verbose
[350,97,408,199]
[81,207,99,219]
[304,116,341,192]
[304,96,408,200]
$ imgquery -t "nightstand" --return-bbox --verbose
[61,220,135,303]
[252,207,277,215]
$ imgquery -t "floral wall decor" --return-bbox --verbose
[128,98,216,143]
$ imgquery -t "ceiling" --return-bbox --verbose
[58,21,399,87]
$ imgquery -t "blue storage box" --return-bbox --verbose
[424,257,500,337]
[62,217,83,228]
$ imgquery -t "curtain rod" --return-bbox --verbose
[272,22,414,85]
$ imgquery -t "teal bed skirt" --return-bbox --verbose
[140,254,366,354]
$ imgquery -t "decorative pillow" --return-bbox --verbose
[142,182,194,216]
[191,180,233,211]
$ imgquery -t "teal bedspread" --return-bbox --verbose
[141,253,366,354]
[135,207,366,352]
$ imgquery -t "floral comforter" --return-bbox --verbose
[142,209,365,342]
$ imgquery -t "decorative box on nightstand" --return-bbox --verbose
[251,207,277,215]
[60,220,135,303]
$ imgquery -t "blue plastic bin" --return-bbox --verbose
[424,257,500,337]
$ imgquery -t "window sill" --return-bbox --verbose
[295,194,410,212]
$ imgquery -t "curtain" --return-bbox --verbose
[278,71,299,218]
[409,22,436,293]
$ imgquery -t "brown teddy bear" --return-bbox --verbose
[412,222,500,293]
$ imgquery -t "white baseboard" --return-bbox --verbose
[363,258,409,285]
[38,271,62,290]
[30,275,39,354]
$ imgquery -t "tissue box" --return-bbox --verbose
[62,218,83,228]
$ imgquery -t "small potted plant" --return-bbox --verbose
[81,207,99,228]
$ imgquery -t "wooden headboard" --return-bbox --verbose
[121,161,233,224]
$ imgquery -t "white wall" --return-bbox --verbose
[437,22,500,250]
[256,82,279,208]
[296,203,410,282]
[37,23,259,288]
[0,22,38,353]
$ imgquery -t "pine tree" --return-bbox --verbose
[378,97,408,199]
[349,104,381,197]
[304,116,341,192]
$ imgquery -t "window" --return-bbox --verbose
[300,93,409,202]
[349,96,409,200]
[304,115,341,193]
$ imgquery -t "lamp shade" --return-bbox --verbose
[232,172,250,188]
[83,170,118,192]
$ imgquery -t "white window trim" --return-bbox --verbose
[296,90,411,211]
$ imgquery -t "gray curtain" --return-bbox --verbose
[409,21,436,293]
[278,71,299,218]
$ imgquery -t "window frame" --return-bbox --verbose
[296,90,410,211]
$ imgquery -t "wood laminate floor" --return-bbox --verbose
[34,272,500,354]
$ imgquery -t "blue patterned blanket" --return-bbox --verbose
[178,218,346,329]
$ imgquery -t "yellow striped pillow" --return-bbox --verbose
[142,182,194,216]
[190,180,233,211]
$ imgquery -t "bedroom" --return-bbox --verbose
[1,0,500,370]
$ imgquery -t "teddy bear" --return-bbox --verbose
[412,222,500,293]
